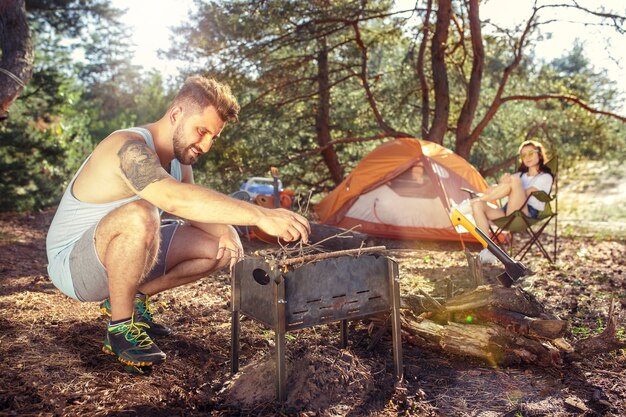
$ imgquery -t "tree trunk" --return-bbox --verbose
[415,0,433,139]
[316,38,343,184]
[401,314,566,367]
[454,0,484,159]
[0,0,34,121]
[428,0,451,145]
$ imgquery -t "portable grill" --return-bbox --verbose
[230,252,403,401]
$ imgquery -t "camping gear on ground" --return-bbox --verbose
[230,249,403,401]
[229,190,252,202]
[240,176,283,198]
[315,138,489,241]
[450,209,533,287]
[231,173,295,242]
[254,193,294,210]
[234,174,293,210]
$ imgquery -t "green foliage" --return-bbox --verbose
[168,0,410,195]
[80,70,174,142]
[0,0,140,211]
[3,0,625,212]
[167,0,625,194]
[469,41,625,181]
[0,70,92,211]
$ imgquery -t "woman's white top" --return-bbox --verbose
[516,171,553,211]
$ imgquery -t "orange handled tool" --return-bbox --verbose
[450,209,532,287]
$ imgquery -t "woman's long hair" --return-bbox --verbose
[516,140,552,175]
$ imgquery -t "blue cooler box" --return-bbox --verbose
[240,177,283,198]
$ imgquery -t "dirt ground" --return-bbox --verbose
[1,209,625,417]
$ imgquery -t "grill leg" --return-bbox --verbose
[231,264,241,375]
[274,280,287,402]
[231,311,240,374]
[275,329,286,402]
[340,320,348,348]
[388,259,404,381]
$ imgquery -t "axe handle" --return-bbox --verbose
[450,209,513,265]
[450,209,488,247]
[450,209,530,286]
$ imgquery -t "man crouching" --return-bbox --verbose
[46,76,310,370]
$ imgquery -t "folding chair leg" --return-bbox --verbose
[517,230,552,263]
[515,218,553,263]
[491,225,513,256]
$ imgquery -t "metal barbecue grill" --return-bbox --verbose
[230,252,403,401]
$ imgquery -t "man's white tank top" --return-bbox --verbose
[46,127,182,300]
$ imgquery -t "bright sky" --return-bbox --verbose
[481,1,626,85]
[113,0,626,110]
[111,0,195,80]
[484,0,626,111]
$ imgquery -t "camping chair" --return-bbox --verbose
[491,157,558,263]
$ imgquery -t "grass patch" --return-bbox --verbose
[558,160,626,239]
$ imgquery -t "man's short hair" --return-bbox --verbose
[172,76,240,123]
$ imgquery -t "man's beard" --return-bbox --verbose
[173,124,199,165]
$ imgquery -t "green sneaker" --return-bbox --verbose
[102,314,166,367]
[100,294,172,337]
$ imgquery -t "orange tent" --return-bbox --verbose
[315,138,488,241]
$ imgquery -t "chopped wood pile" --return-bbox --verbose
[398,251,626,367]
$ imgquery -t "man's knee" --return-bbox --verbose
[119,200,160,241]
[197,230,230,268]
[173,226,229,270]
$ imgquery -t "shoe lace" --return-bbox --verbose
[111,319,153,348]
[125,320,154,347]
[137,295,156,321]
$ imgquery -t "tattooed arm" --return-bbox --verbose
[117,140,170,192]
[114,138,310,242]
[115,138,258,223]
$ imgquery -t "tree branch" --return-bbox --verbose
[481,156,518,179]
[454,0,485,158]
[287,132,411,162]
[429,0,452,144]
[351,20,397,135]
[415,0,433,139]
[502,94,626,123]
[570,299,626,361]
[467,4,540,146]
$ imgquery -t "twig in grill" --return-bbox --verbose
[280,246,387,267]
[253,225,371,270]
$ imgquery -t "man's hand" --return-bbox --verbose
[256,208,310,243]
[215,225,244,272]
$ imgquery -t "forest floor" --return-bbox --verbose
[1,161,625,417]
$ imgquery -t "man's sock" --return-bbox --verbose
[109,317,132,327]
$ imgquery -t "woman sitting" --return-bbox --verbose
[471,140,553,264]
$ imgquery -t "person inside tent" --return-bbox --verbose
[469,140,553,264]
[389,162,436,198]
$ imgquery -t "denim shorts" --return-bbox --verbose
[527,205,539,218]
[502,204,539,219]
[68,221,179,302]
